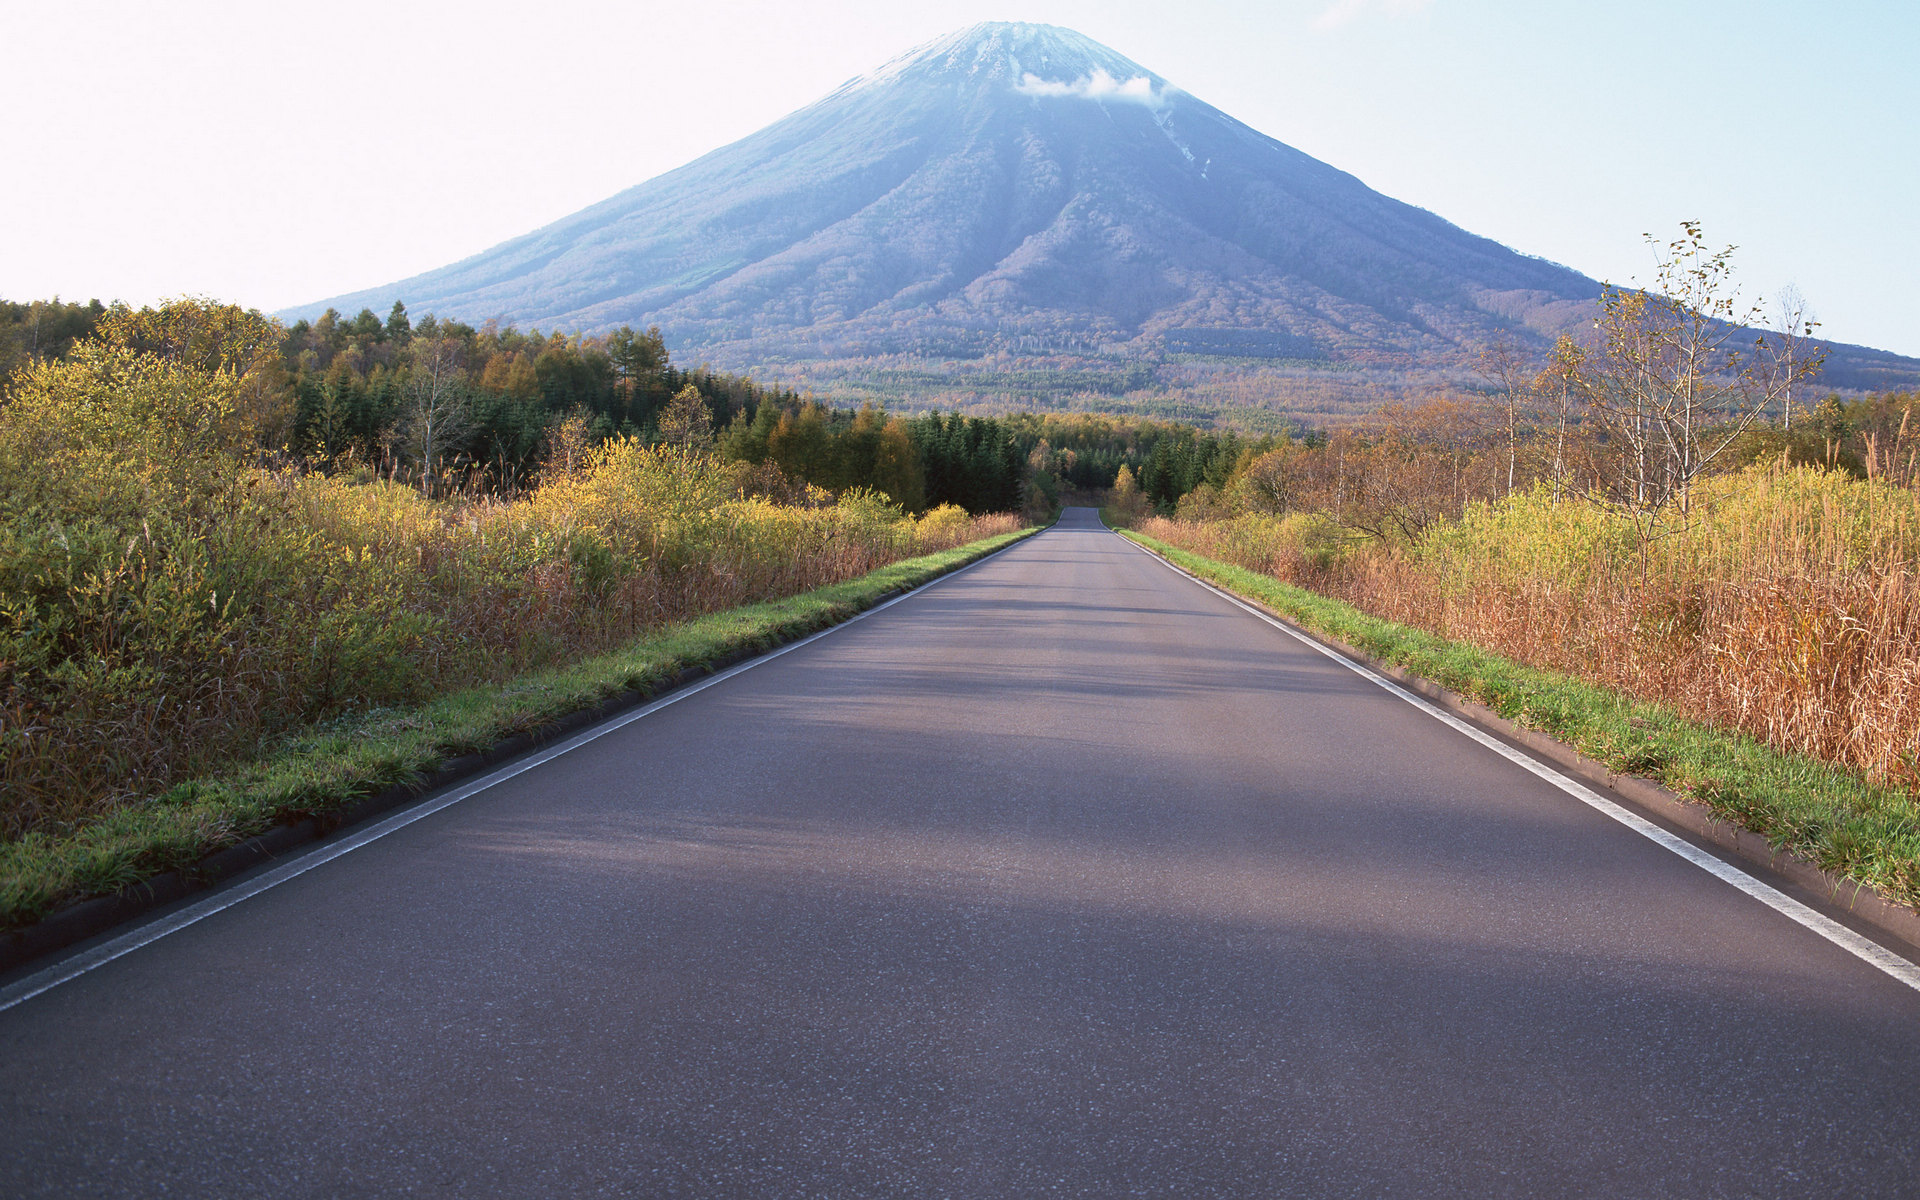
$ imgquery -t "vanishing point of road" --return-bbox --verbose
[4,507,1917,1197]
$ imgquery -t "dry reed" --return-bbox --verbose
[1142,466,1920,788]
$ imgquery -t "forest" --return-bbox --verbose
[0,296,1299,519]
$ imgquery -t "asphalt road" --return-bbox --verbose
[4,506,1918,1197]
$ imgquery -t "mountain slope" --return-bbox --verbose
[291,23,1915,413]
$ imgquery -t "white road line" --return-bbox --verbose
[0,534,1037,1015]
[1125,533,1920,995]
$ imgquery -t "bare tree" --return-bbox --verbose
[397,335,474,495]
[1573,222,1825,517]
[1474,336,1536,498]
[1541,336,1583,501]
[1768,283,1819,431]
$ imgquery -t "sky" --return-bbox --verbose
[5,0,1917,355]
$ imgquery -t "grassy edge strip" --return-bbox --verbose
[1121,529,1920,922]
[0,526,1041,947]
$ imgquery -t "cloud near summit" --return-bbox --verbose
[1014,68,1168,109]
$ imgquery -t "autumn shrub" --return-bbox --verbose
[1143,465,1920,788]
[913,503,974,543]
[0,357,1020,843]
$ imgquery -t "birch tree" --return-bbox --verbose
[397,334,473,495]
[1474,336,1536,498]
[1574,222,1825,516]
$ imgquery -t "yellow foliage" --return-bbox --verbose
[0,343,249,521]
[0,364,1018,839]
[1147,463,1920,787]
[915,504,973,542]
[92,297,294,448]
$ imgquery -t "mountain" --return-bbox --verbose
[290,23,1919,422]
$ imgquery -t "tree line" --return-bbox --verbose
[1,295,1324,520]
[0,298,1039,514]
[1107,226,1920,534]
[8,223,1905,528]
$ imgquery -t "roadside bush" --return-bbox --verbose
[0,350,1020,842]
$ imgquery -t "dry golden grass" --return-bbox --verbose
[1142,465,1920,788]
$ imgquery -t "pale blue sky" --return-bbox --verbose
[5,0,1915,355]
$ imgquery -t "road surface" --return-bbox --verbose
[3,506,1917,1197]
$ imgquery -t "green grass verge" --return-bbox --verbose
[1123,529,1920,911]
[0,527,1038,931]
